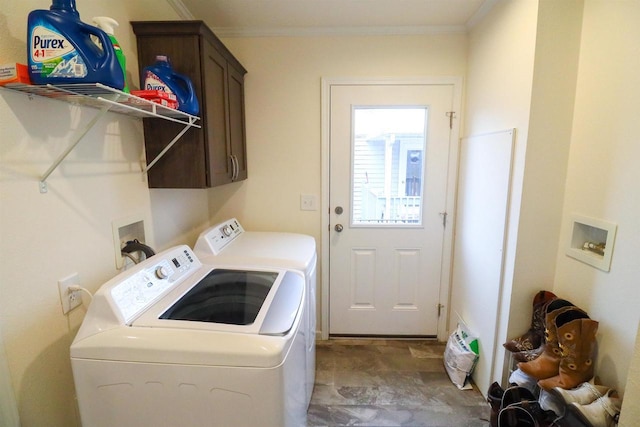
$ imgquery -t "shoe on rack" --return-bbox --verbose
[518,300,587,380]
[538,314,599,391]
[567,389,621,427]
[513,345,545,363]
[504,290,557,353]
[487,381,505,427]
[549,382,610,406]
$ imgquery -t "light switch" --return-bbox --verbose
[300,194,318,211]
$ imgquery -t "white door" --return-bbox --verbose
[328,82,455,336]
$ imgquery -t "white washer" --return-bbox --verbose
[71,245,307,427]
[194,218,317,406]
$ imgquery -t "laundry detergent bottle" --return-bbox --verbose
[142,55,199,115]
[27,0,124,89]
[92,17,128,92]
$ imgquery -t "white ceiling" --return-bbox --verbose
[171,0,496,37]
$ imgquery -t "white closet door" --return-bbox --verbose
[451,129,515,395]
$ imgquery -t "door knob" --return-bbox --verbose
[334,224,344,232]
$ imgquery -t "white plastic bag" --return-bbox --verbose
[443,322,479,390]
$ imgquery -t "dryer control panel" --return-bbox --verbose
[194,218,244,255]
[110,246,201,324]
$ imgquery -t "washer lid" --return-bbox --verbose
[133,268,304,336]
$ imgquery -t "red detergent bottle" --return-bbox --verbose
[142,55,199,116]
[27,0,124,89]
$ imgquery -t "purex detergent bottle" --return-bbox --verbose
[27,0,124,89]
[143,55,199,115]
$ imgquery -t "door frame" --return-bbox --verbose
[320,77,463,341]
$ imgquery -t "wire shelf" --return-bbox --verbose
[1,82,201,192]
[2,82,200,127]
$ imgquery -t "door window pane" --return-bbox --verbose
[351,107,428,226]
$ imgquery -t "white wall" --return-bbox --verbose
[465,0,640,402]
[553,0,640,394]
[505,0,583,383]
[0,1,210,426]
[463,0,539,391]
[463,0,585,393]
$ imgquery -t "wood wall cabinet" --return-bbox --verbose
[131,21,247,188]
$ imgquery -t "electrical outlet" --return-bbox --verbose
[58,273,82,314]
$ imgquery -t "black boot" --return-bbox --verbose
[498,386,557,427]
[487,382,504,427]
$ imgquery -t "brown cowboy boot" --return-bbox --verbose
[504,290,557,353]
[538,314,599,391]
[517,300,587,380]
[512,345,544,363]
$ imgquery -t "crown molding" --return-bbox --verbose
[466,0,498,30]
[166,0,477,38]
[212,25,467,38]
[166,0,194,20]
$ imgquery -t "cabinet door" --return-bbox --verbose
[228,66,247,181]
[137,35,207,188]
[203,38,233,186]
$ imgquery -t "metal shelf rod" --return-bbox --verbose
[96,96,201,127]
[143,122,194,173]
[39,104,112,193]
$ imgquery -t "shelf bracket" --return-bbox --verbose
[2,83,200,192]
[142,116,199,174]
[39,104,112,193]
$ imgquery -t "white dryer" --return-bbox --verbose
[70,245,307,427]
[193,218,317,406]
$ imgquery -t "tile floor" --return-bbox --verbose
[306,339,490,427]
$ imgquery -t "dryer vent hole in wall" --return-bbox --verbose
[112,216,152,269]
[121,239,156,265]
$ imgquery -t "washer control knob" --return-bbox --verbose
[222,225,232,237]
[155,266,169,280]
